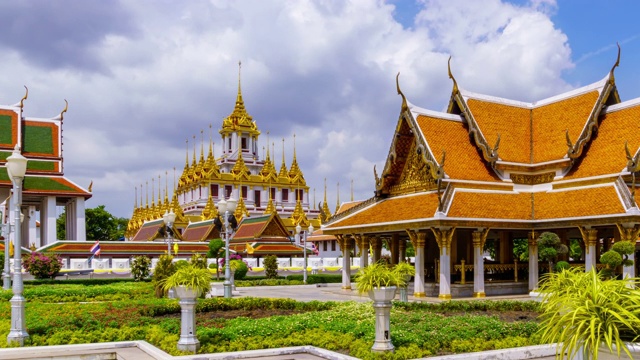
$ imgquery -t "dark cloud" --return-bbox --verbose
[0,0,136,72]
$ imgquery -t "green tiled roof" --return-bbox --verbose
[24,125,54,155]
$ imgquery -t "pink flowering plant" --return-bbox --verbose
[22,252,63,279]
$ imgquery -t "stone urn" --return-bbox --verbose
[369,286,397,353]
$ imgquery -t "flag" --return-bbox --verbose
[311,242,319,256]
[88,240,100,262]
[173,242,179,255]
[9,241,14,257]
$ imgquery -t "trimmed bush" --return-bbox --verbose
[263,255,278,279]
[131,256,151,281]
[152,254,175,298]
[22,252,62,279]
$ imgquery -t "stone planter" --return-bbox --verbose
[175,286,201,352]
[594,342,640,360]
[368,286,397,353]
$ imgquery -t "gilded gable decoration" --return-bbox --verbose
[509,172,555,185]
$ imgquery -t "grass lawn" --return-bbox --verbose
[0,280,543,359]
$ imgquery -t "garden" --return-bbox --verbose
[0,277,542,359]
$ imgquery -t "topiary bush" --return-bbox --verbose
[131,255,151,281]
[22,252,62,279]
[264,255,278,279]
[152,254,175,298]
[230,259,248,280]
[189,253,207,269]
[600,240,635,278]
[554,261,570,272]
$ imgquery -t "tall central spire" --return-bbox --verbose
[220,61,259,135]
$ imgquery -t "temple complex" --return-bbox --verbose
[1,89,91,249]
[126,64,323,255]
[323,48,640,298]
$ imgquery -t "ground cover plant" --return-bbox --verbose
[0,282,543,359]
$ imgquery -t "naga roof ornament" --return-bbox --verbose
[11,85,28,108]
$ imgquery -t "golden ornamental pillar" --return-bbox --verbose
[472,228,489,298]
[390,234,399,265]
[578,226,598,272]
[432,227,456,300]
[527,231,539,291]
[407,230,427,297]
[371,236,382,263]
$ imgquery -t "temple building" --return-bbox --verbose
[1,89,91,249]
[127,65,322,247]
[323,49,640,299]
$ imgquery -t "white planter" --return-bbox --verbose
[595,342,640,360]
[175,286,201,299]
[368,287,397,302]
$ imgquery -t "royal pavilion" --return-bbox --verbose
[323,48,640,299]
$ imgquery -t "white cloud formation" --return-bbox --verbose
[0,0,578,218]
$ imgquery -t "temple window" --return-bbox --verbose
[211,184,218,198]
[270,187,276,200]
[282,189,289,202]
[331,240,336,251]
[323,241,327,252]
[241,137,248,152]
[241,186,248,199]
[224,185,233,198]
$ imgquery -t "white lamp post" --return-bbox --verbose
[2,216,11,290]
[217,196,237,299]
[296,223,314,284]
[162,209,177,298]
[6,145,28,346]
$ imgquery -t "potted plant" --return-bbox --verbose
[161,263,212,353]
[393,262,414,302]
[536,267,640,359]
[354,262,406,353]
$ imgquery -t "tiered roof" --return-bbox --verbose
[324,49,640,234]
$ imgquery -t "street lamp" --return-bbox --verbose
[2,217,11,290]
[6,145,28,346]
[296,223,314,284]
[216,196,237,299]
[162,209,177,298]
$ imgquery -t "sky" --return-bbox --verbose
[1,0,639,219]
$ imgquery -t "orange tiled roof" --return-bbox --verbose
[466,99,531,163]
[465,91,599,164]
[532,91,599,163]
[533,185,625,219]
[416,115,500,182]
[565,103,640,179]
[326,193,440,228]
[336,201,362,214]
[447,191,533,220]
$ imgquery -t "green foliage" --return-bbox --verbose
[161,264,211,294]
[189,253,207,269]
[569,238,583,260]
[537,268,640,360]
[554,260,570,272]
[600,240,635,278]
[174,260,189,270]
[393,262,415,278]
[22,252,62,279]
[537,232,568,272]
[57,205,129,240]
[483,239,496,261]
[0,251,4,275]
[354,262,405,294]
[230,260,248,280]
[152,254,175,298]
[285,274,342,284]
[512,238,528,262]
[207,239,224,279]
[264,255,278,279]
[131,256,151,281]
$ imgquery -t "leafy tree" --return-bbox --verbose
[207,239,224,279]
[600,240,635,278]
[131,256,151,281]
[483,239,496,261]
[189,253,207,269]
[264,255,278,279]
[537,232,568,273]
[513,238,528,262]
[57,205,129,240]
[152,254,175,298]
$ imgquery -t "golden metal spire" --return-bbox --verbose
[151,178,155,207]
[134,186,138,208]
[278,138,288,178]
[351,179,354,202]
[335,182,340,214]
[192,135,197,167]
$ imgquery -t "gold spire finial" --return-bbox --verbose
[335,182,340,214]
[134,186,138,208]
[158,174,162,204]
[59,99,68,121]
[208,124,213,158]
[396,73,408,112]
[151,178,156,207]
[200,129,205,161]
[185,138,189,167]
[351,179,354,202]
[192,135,197,167]
[165,171,169,203]
[145,181,149,208]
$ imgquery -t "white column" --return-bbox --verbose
[27,206,37,248]
[65,200,75,241]
[71,197,86,241]
[528,231,539,291]
[411,232,426,298]
[340,237,351,290]
[358,236,368,269]
[580,228,597,272]
[472,229,488,298]
[432,227,455,300]
[41,196,57,245]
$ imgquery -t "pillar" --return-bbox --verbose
[499,231,511,263]
[41,196,57,245]
[398,238,406,263]
[616,223,640,279]
[472,229,490,298]
[390,234,399,265]
[528,231,539,291]
[432,227,456,300]
[338,235,351,290]
[407,230,426,297]
[371,236,382,263]
[579,227,598,272]
[357,235,369,269]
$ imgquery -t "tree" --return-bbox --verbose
[537,232,568,273]
[600,240,635,278]
[207,239,224,279]
[57,205,129,240]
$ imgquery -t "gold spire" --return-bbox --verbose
[264,195,277,215]
[290,197,308,227]
[278,138,289,178]
[351,179,354,202]
[190,135,198,182]
[288,133,305,185]
[335,182,340,214]
[220,61,260,136]
[231,140,250,180]
[260,132,277,180]
[320,178,332,223]
[195,130,205,179]
[179,138,190,187]
[201,193,218,221]
[234,196,250,221]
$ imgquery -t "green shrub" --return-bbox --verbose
[189,253,208,269]
[554,260,570,272]
[0,251,4,276]
[22,252,62,279]
[152,255,175,298]
[173,260,189,270]
[286,274,342,284]
[231,260,248,280]
[264,255,278,279]
[131,256,151,281]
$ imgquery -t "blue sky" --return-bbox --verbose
[1,0,639,218]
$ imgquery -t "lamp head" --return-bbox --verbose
[6,145,27,180]
[227,196,237,213]
[217,198,227,214]
[166,209,176,224]
[295,224,302,235]
[308,224,314,234]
